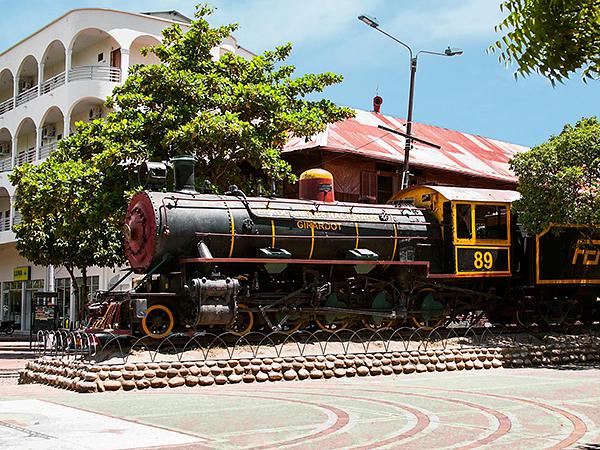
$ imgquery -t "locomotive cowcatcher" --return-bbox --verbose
[87,156,600,337]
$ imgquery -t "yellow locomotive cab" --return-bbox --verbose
[389,185,520,278]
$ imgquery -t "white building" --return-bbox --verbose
[0,8,252,331]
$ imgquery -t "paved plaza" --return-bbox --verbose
[1,365,600,449]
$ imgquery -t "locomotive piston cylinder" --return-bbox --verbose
[191,277,239,325]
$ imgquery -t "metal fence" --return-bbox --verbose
[32,325,579,366]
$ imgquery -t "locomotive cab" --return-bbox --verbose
[389,186,520,277]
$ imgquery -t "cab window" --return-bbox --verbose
[475,205,507,240]
[456,204,472,239]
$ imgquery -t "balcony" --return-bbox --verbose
[39,141,57,159]
[16,147,35,166]
[15,86,38,107]
[0,98,13,115]
[68,65,121,83]
[41,72,66,95]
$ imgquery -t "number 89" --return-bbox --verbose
[474,251,493,269]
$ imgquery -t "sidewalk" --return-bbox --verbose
[0,336,37,373]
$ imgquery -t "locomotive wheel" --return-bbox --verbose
[362,290,395,330]
[515,303,539,328]
[141,304,175,339]
[227,303,254,336]
[315,292,351,333]
[267,311,305,334]
[409,288,446,330]
[539,300,580,326]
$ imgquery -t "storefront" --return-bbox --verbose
[0,264,100,330]
[0,266,44,330]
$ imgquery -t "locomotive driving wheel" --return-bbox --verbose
[141,304,175,339]
[227,303,254,336]
[408,288,447,331]
[362,290,395,330]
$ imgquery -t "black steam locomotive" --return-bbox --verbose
[89,156,600,337]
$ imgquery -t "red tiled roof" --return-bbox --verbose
[283,109,529,183]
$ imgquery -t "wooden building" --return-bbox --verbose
[283,108,529,203]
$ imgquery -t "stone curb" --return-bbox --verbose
[18,343,600,393]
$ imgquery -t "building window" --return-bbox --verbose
[55,276,100,302]
[97,52,104,63]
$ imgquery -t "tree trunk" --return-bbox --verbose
[80,267,88,325]
[66,266,79,330]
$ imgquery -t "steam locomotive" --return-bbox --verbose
[89,156,600,337]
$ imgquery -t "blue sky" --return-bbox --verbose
[0,0,598,147]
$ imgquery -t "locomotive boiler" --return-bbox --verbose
[89,156,600,337]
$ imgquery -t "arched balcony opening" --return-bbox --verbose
[129,35,161,68]
[0,69,14,115]
[16,55,39,106]
[69,29,121,83]
[0,187,11,232]
[40,106,64,159]
[41,40,66,94]
[15,118,36,166]
[0,128,12,172]
[69,97,106,133]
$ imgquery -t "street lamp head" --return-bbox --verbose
[358,15,379,28]
[444,46,463,56]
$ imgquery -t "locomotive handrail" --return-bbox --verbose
[157,193,429,211]
[193,232,438,240]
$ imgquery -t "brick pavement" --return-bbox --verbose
[1,366,600,448]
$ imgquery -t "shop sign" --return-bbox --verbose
[13,266,31,281]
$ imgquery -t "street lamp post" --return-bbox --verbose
[358,15,462,189]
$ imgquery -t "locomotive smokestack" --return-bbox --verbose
[172,155,196,193]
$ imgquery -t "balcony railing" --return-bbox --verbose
[0,98,13,115]
[41,72,65,95]
[0,216,10,232]
[0,157,12,173]
[16,147,35,166]
[68,65,121,83]
[15,86,38,107]
[39,141,58,159]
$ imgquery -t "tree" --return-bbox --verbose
[57,3,354,191]
[510,117,600,234]
[491,0,600,83]
[9,157,129,322]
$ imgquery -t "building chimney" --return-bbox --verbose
[373,95,383,113]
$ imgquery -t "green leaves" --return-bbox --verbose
[8,158,128,272]
[490,0,600,83]
[511,116,600,234]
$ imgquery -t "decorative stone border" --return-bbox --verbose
[18,343,600,394]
